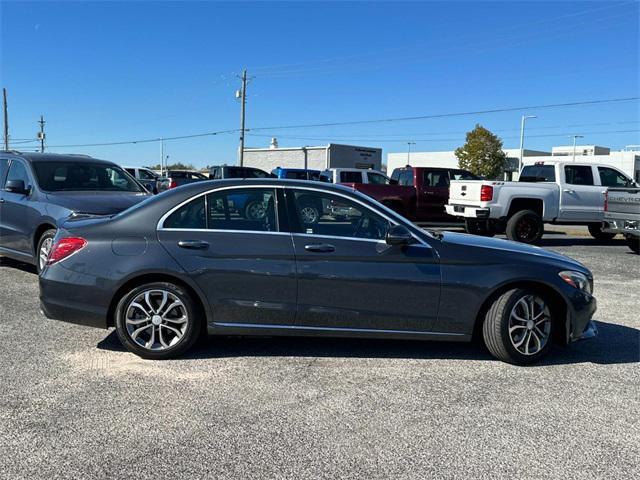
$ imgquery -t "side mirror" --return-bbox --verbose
[385,225,414,246]
[5,179,30,195]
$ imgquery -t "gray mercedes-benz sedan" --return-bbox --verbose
[39,179,597,364]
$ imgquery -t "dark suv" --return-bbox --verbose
[208,165,273,179]
[0,151,151,272]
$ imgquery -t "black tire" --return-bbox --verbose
[115,282,202,359]
[36,228,57,274]
[464,219,495,237]
[482,288,555,365]
[588,223,616,242]
[626,235,640,254]
[505,210,544,244]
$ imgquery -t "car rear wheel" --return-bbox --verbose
[626,235,640,254]
[505,210,544,244]
[587,223,616,242]
[482,289,554,365]
[115,282,201,359]
[36,229,57,273]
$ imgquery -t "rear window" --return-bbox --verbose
[450,170,479,181]
[285,171,309,180]
[226,167,270,178]
[423,170,450,187]
[520,165,556,182]
[339,171,363,183]
[33,161,143,192]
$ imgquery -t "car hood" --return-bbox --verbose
[45,191,150,215]
[440,231,587,271]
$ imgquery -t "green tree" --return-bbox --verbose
[455,124,507,179]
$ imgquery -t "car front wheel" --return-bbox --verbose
[482,288,554,365]
[114,282,201,359]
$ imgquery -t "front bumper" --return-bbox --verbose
[445,204,490,219]
[568,292,597,343]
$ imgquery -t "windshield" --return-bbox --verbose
[33,161,144,192]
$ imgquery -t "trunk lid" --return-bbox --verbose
[448,180,485,204]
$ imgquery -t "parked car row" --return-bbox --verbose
[445,159,638,244]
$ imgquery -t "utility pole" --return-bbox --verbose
[3,88,8,150]
[518,115,537,173]
[160,137,164,176]
[406,142,415,165]
[571,135,584,162]
[38,115,46,153]
[237,69,248,166]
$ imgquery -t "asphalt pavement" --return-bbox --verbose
[0,233,638,480]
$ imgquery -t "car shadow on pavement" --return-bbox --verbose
[0,257,37,274]
[97,320,639,365]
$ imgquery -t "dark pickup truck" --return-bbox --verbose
[345,166,478,222]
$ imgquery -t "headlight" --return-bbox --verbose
[559,271,593,294]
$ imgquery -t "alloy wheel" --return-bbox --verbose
[124,289,189,351]
[246,202,266,220]
[508,294,551,355]
[300,206,319,224]
[39,237,54,271]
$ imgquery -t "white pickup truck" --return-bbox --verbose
[445,160,637,243]
[602,187,640,254]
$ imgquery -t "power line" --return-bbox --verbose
[247,97,640,132]
[26,96,640,150]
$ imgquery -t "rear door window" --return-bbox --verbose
[423,169,450,187]
[5,160,31,188]
[398,170,414,186]
[564,166,594,186]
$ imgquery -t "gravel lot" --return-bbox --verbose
[1,233,638,480]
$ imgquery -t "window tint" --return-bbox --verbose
[163,196,206,229]
[32,162,142,192]
[450,170,479,181]
[170,171,186,178]
[339,171,363,183]
[5,160,31,187]
[291,190,391,241]
[139,169,156,180]
[125,168,136,176]
[0,159,9,184]
[598,167,629,187]
[285,171,309,180]
[208,188,277,232]
[520,165,556,182]
[564,166,594,186]
[398,170,414,186]
[423,170,450,187]
[367,172,389,185]
[319,172,332,183]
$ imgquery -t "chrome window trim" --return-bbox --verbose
[156,183,431,247]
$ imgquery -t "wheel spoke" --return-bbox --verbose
[156,291,169,316]
[144,291,155,314]
[509,325,527,334]
[160,301,182,318]
[126,317,150,326]
[130,323,152,340]
[530,330,542,353]
[158,326,170,348]
[163,315,188,325]
[511,313,529,323]
[145,325,156,349]
[161,324,182,337]
[129,302,151,317]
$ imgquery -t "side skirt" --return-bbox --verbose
[208,322,471,343]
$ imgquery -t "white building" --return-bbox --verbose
[387,146,640,182]
[242,142,382,172]
[551,145,610,156]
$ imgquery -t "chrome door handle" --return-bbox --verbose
[304,243,335,253]
[563,189,575,194]
[177,240,210,250]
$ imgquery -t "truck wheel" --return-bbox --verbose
[464,219,495,237]
[482,288,554,365]
[626,235,640,254]
[505,210,544,244]
[587,224,616,242]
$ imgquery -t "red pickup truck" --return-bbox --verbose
[343,166,479,222]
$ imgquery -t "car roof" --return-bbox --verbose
[2,151,116,165]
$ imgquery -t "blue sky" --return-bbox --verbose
[1,0,638,168]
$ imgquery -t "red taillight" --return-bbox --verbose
[480,185,493,202]
[169,179,177,189]
[47,237,87,265]
[604,190,608,212]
